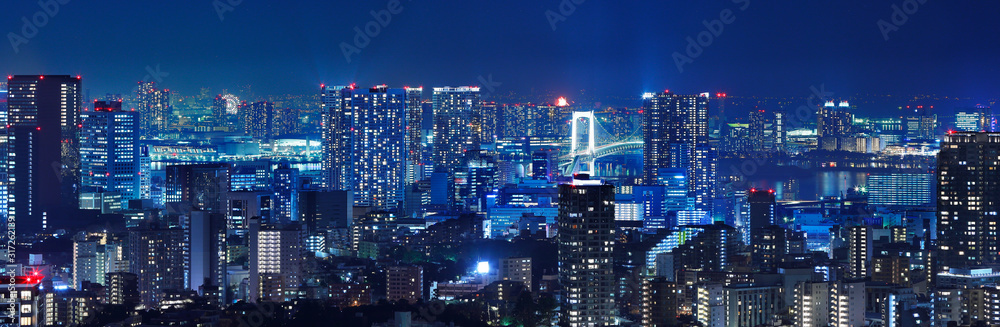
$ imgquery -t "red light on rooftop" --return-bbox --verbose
[76,75,81,79]
[39,75,44,80]
[768,189,774,194]
[36,127,40,131]
[556,97,569,107]
[750,188,757,192]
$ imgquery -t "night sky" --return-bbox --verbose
[2,0,998,99]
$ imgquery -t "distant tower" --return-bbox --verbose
[558,175,616,326]
[136,81,170,137]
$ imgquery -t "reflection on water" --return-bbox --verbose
[751,171,867,201]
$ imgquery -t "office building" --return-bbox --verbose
[188,211,227,303]
[272,164,299,224]
[6,75,82,233]
[867,173,934,207]
[79,100,141,204]
[747,188,775,247]
[321,85,406,210]
[165,164,230,215]
[558,175,615,326]
[937,132,1000,271]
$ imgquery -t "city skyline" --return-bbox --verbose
[3,1,1000,99]
[3,2,1000,327]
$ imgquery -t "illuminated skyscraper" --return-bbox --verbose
[848,225,871,279]
[136,81,170,137]
[238,101,274,140]
[937,132,1000,271]
[477,101,499,144]
[212,94,227,130]
[558,175,615,326]
[272,163,299,224]
[405,87,423,169]
[321,85,406,209]
[432,87,480,173]
[7,75,82,233]
[0,87,7,222]
[80,101,141,203]
[129,226,186,307]
[249,218,304,303]
[642,92,715,211]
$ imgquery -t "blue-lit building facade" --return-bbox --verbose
[321,85,407,210]
[79,100,141,204]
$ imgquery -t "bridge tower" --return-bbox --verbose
[570,111,597,175]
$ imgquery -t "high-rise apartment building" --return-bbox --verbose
[129,226,187,307]
[386,265,423,304]
[558,175,615,326]
[321,85,406,209]
[848,225,871,279]
[249,218,304,303]
[136,81,170,137]
[405,87,423,169]
[432,87,480,173]
[642,92,714,211]
[238,101,273,140]
[937,132,1000,271]
[7,75,82,233]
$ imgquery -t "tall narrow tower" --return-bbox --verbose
[558,175,616,326]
